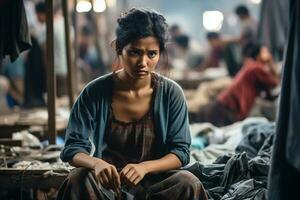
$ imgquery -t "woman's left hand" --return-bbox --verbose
[120,163,148,186]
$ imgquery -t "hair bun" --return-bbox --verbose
[115,8,168,55]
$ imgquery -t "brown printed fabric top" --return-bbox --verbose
[102,73,159,170]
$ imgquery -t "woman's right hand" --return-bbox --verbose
[93,159,121,192]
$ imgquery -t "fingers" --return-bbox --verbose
[120,165,131,184]
[129,173,139,185]
[98,171,110,189]
[111,166,121,189]
[95,164,120,191]
[103,168,115,189]
[120,165,130,178]
[123,168,135,180]
[120,165,143,186]
[123,169,135,186]
[132,175,142,186]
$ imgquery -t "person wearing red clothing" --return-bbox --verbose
[189,43,279,126]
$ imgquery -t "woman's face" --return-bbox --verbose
[120,36,160,79]
[258,46,272,63]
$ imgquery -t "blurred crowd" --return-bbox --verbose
[0,2,281,126]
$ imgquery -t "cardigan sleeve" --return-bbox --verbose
[60,88,96,162]
[166,83,191,166]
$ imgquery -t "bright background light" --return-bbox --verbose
[106,0,116,8]
[93,0,106,12]
[250,0,262,4]
[203,11,224,31]
[76,0,92,13]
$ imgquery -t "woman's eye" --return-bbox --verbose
[148,52,157,58]
[128,50,140,56]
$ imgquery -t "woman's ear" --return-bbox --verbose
[111,56,122,71]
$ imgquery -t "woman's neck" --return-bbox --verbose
[115,69,152,92]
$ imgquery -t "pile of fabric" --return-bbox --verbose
[188,120,275,199]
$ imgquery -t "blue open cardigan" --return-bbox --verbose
[60,72,191,166]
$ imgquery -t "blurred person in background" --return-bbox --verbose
[235,5,258,47]
[0,75,10,112]
[35,1,68,97]
[190,43,279,127]
[171,34,203,70]
[197,32,225,71]
[1,54,26,108]
[78,25,106,82]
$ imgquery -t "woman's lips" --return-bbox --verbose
[135,70,148,75]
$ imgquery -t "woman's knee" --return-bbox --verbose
[175,170,202,189]
[67,167,91,185]
[170,170,207,199]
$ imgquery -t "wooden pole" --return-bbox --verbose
[74,0,78,94]
[62,0,75,108]
[46,0,56,144]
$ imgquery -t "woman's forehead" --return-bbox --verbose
[127,36,160,50]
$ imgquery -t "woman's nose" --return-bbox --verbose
[138,55,147,68]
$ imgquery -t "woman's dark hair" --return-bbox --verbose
[115,8,168,55]
[35,2,46,13]
[206,32,220,40]
[173,34,189,49]
[242,43,262,59]
[235,5,249,17]
[35,1,61,14]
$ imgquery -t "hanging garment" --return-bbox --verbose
[23,36,46,108]
[268,0,300,199]
[257,0,288,60]
[0,0,31,61]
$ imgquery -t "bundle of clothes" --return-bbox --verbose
[187,119,275,200]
